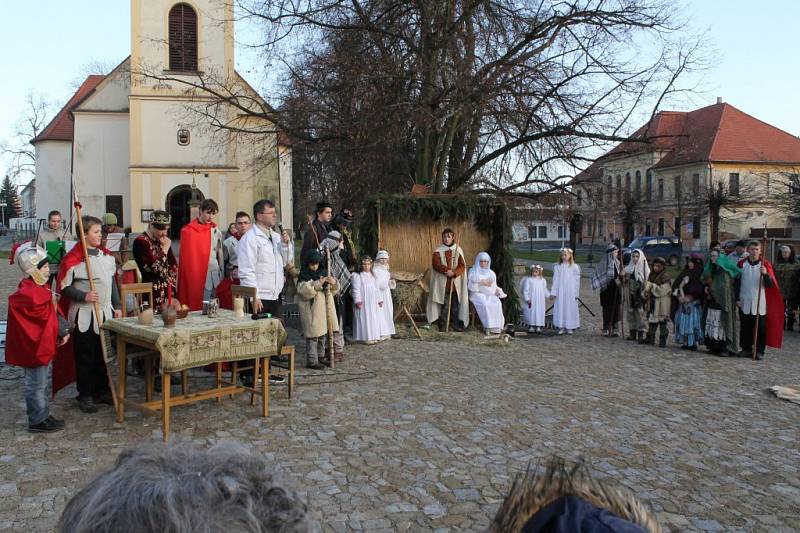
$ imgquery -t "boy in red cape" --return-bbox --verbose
[6,243,71,433]
[737,240,784,360]
[177,198,224,311]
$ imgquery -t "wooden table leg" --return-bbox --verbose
[262,357,269,417]
[162,372,171,442]
[144,357,153,402]
[181,370,188,396]
[288,347,295,399]
[251,357,260,406]
[116,335,127,422]
[215,362,222,403]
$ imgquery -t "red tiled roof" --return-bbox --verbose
[31,75,106,144]
[573,102,800,180]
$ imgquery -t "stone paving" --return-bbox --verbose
[1,259,799,532]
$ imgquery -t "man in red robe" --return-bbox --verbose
[177,199,224,311]
[6,243,70,432]
[737,240,784,359]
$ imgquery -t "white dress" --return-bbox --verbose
[521,276,549,327]
[373,265,396,338]
[551,262,581,330]
[351,271,383,342]
[468,270,506,331]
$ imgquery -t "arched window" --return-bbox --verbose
[169,3,198,72]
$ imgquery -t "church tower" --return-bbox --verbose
[127,0,291,235]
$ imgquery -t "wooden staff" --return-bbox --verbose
[752,222,768,360]
[325,245,336,369]
[73,198,119,412]
[445,239,459,332]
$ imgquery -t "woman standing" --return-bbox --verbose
[467,252,507,335]
[774,245,798,332]
[703,249,741,356]
[552,248,581,335]
[591,244,621,337]
[623,249,650,342]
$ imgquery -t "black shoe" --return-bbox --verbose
[95,392,114,406]
[268,375,286,384]
[28,417,65,433]
[306,362,325,370]
[77,397,98,414]
[626,333,637,341]
[689,345,698,351]
[680,345,689,350]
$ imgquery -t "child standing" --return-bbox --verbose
[552,248,581,335]
[373,250,396,340]
[642,257,672,347]
[6,243,71,432]
[673,254,705,350]
[520,264,549,333]
[58,216,121,413]
[351,255,383,344]
[296,250,339,370]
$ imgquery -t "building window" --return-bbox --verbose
[558,225,565,239]
[645,220,651,235]
[646,170,653,202]
[577,190,582,207]
[616,175,622,205]
[596,187,603,207]
[657,218,665,236]
[625,172,631,200]
[168,3,198,72]
[538,226,548,239]
[789,174,800,195]
[692,173,700,195]
[606,176,613,205]
[598,220,605,237]
[729,173,740,196]
[105,195,124,227]
[692,216,701,238]
[635,171,642,201]
[658,178,664,201]
[674,217,681,237]
[674,175,682,199]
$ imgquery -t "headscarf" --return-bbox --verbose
[298,249,326,282]
[624,248,650,283]
[376,250,390,261]
[776,245,796,264]
[591,245,619,292]
[469,251,492,278]
[703,251,741,280]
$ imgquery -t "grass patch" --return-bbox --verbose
[0,250,9,259]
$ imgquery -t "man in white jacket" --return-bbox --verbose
[238,199,285,318]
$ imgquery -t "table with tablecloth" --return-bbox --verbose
[103,310,286,440]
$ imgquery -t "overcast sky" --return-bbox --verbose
[2,0,799,184]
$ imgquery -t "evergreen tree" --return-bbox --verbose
[0,175,21,225]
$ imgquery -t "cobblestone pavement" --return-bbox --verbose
[1,260,799,532]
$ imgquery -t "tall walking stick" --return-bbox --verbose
[752,222,768,360]
[325,246,336,369]
[445,241,459,332]
[73,195,119,412]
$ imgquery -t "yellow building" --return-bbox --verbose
[571,101,800,249]
[32,0,292,237]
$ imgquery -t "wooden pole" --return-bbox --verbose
[325,246,336,369]
[73,198,119,412]
[445,240,459,332]
[403,306,423,339]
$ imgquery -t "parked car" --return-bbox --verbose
[623,236,683,266]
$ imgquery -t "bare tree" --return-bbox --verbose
[1,92,51,183]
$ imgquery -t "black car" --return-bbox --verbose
[623,236,683,266]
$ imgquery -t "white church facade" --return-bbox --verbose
[32,0,292,237]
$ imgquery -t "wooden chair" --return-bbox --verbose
[230,285,295,401]
[119,282,187,400]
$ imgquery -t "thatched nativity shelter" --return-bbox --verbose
[358,194,520,323]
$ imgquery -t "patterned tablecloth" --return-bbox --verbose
[102,310,286,372]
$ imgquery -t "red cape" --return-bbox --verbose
[6,279,60,368]
[52,244,112,395]
[177,219,213,311]
[738,258,784,349]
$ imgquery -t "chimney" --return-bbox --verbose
[716,97,723,104]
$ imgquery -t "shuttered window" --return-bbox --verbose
[169,4,198,72]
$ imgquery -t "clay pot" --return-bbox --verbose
[138,307,154,325]
[161,305,177,328]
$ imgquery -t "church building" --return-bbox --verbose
[32,0,292,237]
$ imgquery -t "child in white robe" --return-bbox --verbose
[468,252,507,335]
[521,264,549,333]
[351,255,383,344]
[373,250,396,340]
[551,248,581,335]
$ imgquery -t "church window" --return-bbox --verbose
[169,4,198,72]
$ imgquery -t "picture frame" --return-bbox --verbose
[140,209,154,223]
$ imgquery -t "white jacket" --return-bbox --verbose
[238,224,285,301]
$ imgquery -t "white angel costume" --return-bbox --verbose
[351,270,383,343]
[521,270,550,327]
[373,250,396,339]
[551,261,581,331]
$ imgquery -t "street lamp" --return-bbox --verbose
[0,202,6,227]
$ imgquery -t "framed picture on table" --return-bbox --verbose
[140,209,154,223]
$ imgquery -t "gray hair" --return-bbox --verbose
[58,444,315,533]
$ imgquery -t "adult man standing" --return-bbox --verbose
[238,199,285,318]
[736,241,784,360]
[177,199,224,311]
[301,201,333,256]
[132,210,177,311]
[426,228,468,331]
[217,211,251,309]
[728,240,748,263]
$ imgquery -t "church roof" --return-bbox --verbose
[572,102,800,183]
[31,75,106,144]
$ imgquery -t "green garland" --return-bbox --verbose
[358,194,520,323]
